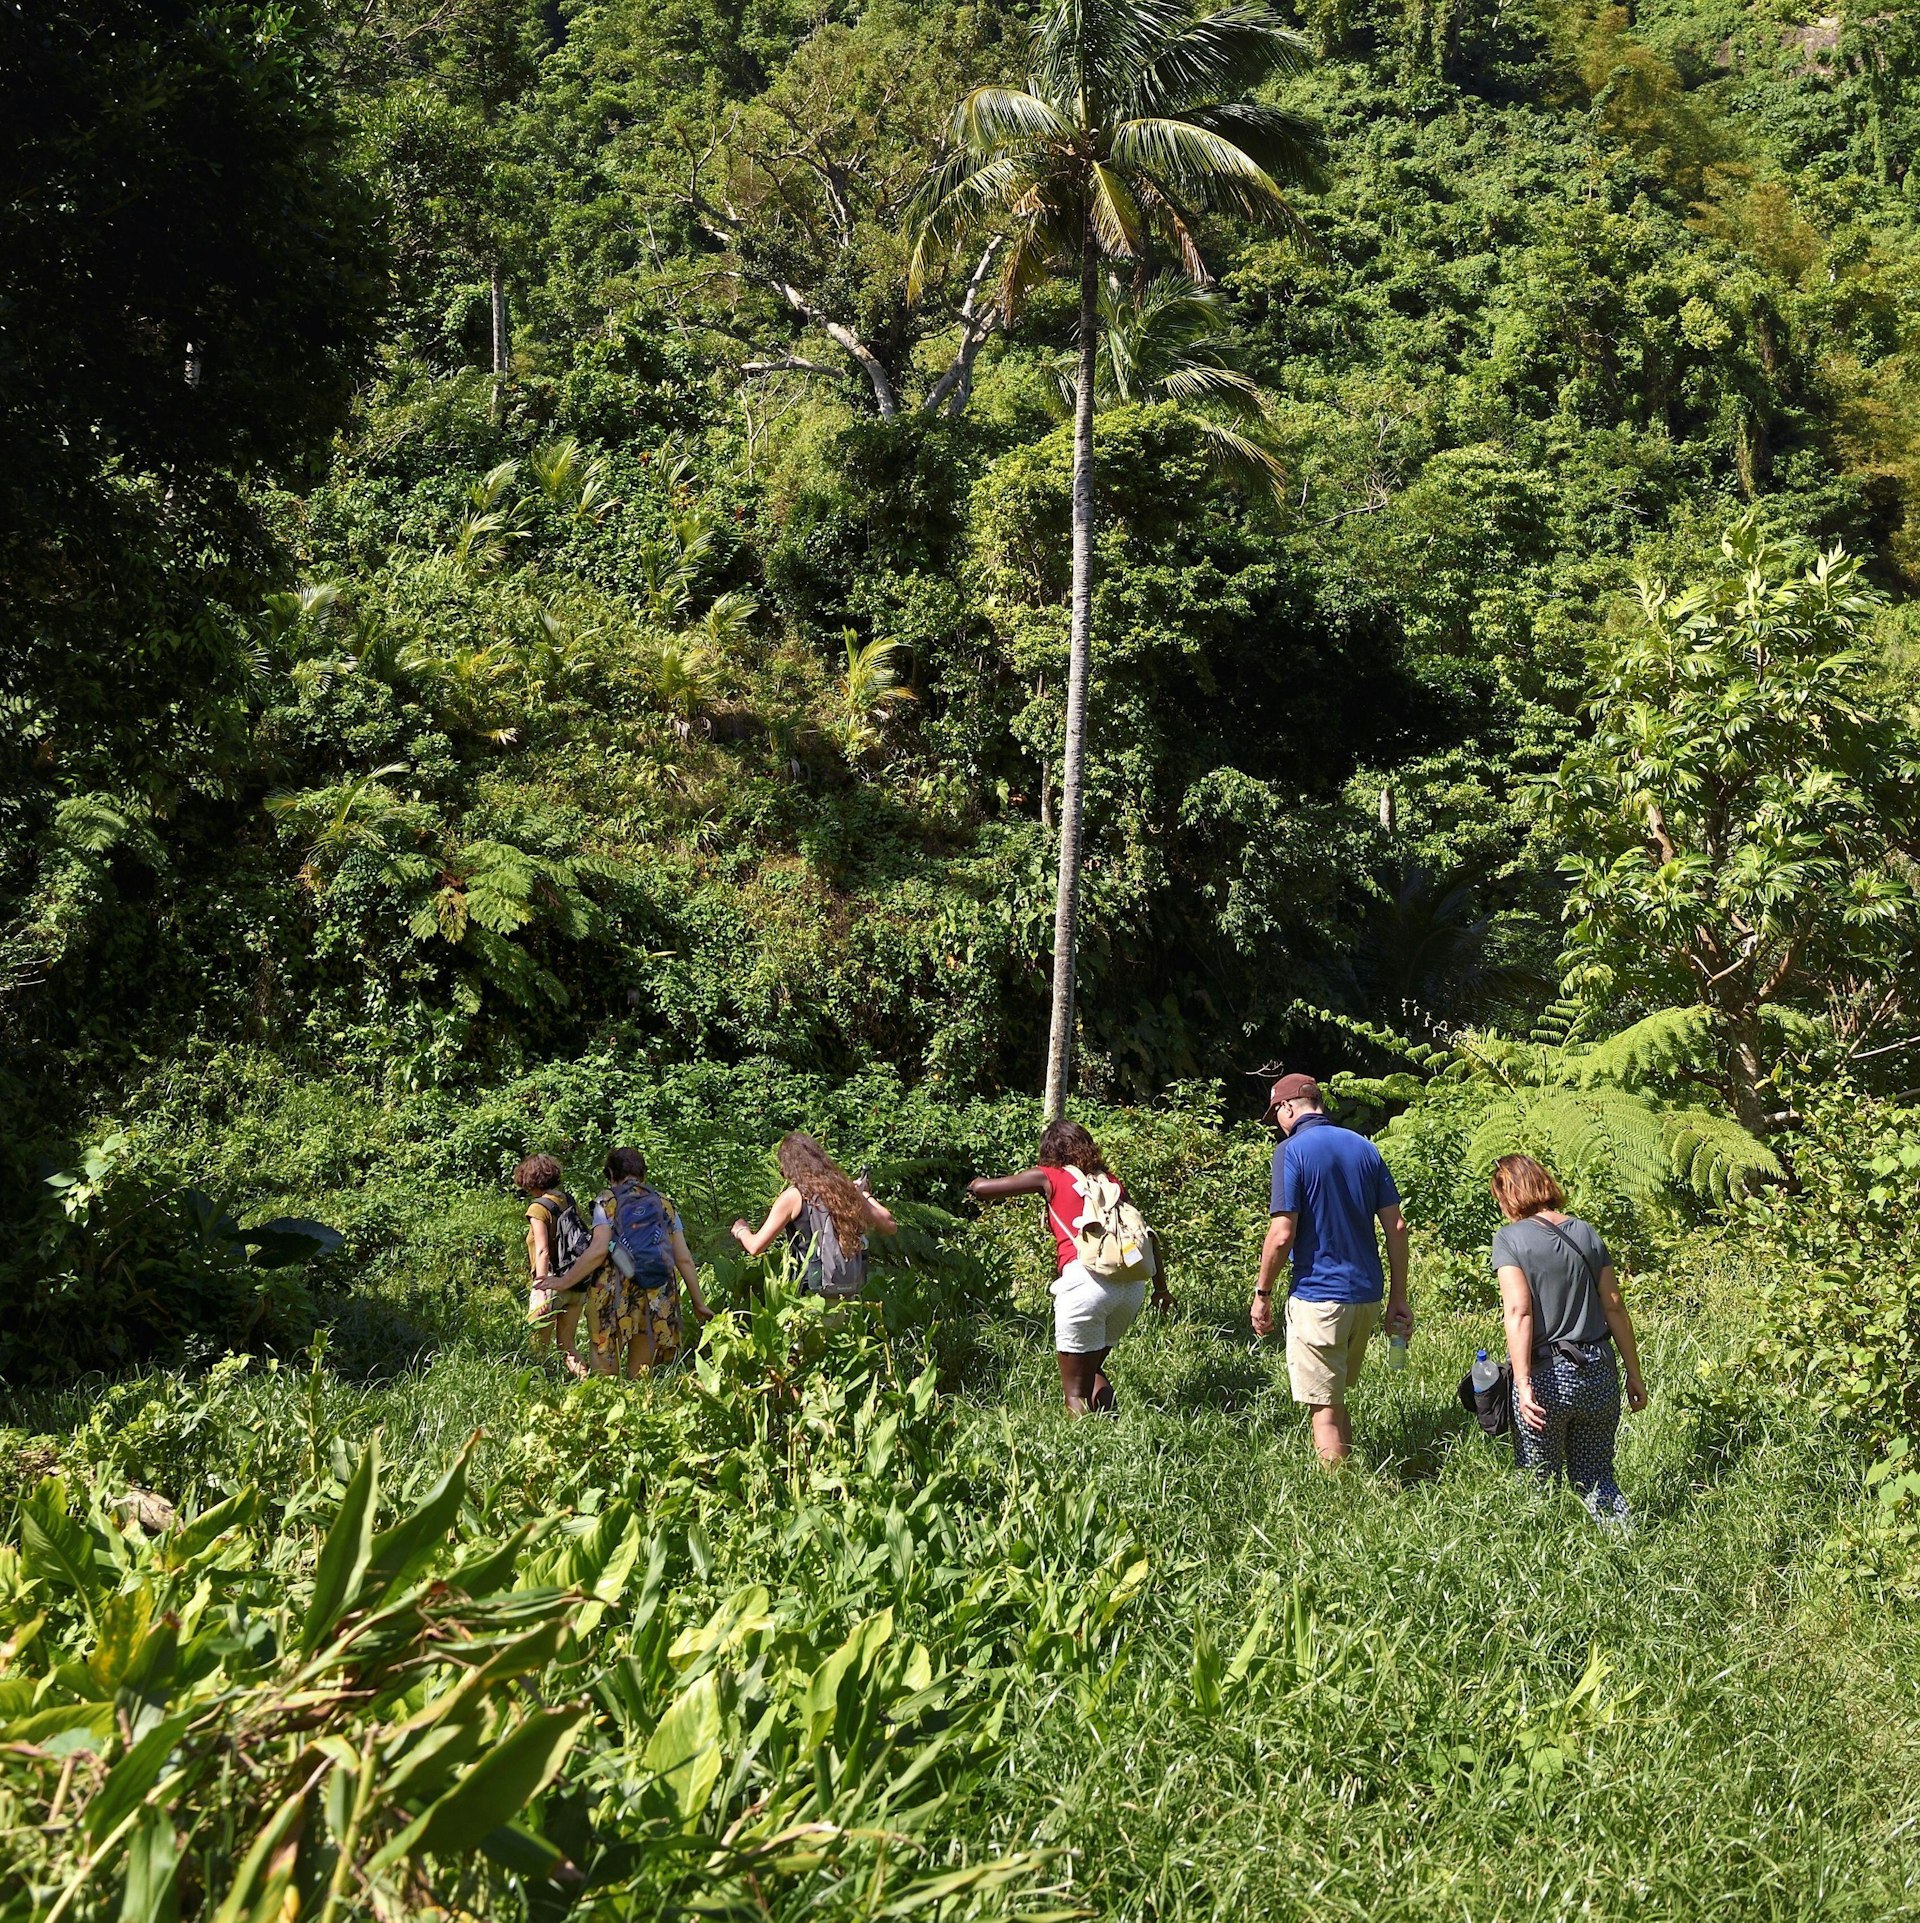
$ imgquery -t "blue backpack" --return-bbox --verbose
[604,1180,678,1291]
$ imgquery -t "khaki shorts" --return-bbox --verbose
[1286,1297,1381,1407]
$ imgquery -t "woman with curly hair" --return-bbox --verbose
[732,1132,898,1298]
[969,1119,1174,1416]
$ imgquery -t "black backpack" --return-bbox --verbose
[1457,1360,1515,1439]
[531,1189,593,1289]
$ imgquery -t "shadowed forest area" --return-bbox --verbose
[2,0,1919,1913]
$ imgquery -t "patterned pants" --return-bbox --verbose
[1516,1347,1629,1526]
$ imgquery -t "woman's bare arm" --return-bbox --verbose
[732,1186,803,1256]
[967,1168,1050,1203]
[863,1195,899,1236]
[1498,1263,1545,1432]
[527,1210,552,1281]
[556,1222,610,1293]
[1597,1266,1647,1409]
[671,1223,712,1319]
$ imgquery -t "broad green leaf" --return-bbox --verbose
[445,1525,530,1598]
[90,1587,155,1691]
[643,1672,723,1823]
[87,1712,191,1843]
[161,1488,261,1571]
[668,1585,773,1671]
[1,1701,114,1748]
[477,1821,578,1885]
[365,1439,472,1600]
[21,1488,106,1603]
[381,1718,489,1807]
[804,1609,892,1753]
[301,1441,378,1651]
[119,1808,181,1923]
[209,1781,305,1923]
[383,1707,589,1865]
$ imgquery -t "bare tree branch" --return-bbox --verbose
[924,242,1003,418]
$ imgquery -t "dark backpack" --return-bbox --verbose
[1457,1360,1515,1440]
[605,1180,678,1291]
[788,1198,867,1300]
[531,1190,593,1289]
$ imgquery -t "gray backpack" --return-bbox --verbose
[789,1198,867,1299]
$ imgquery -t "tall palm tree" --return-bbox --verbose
[1048,271,1288,498]
[911,0,1321,1119]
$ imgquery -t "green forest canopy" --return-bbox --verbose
[5,0,1920,1130]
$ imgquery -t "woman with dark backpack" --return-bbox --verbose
[731,1133,897,1298]
[516,1154,594,1378]
[968,1120,1174,1417]
[1490,1154,1648,1526]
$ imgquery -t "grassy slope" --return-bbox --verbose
[23,1222,1914,1918]
[964,1252,1920,1920]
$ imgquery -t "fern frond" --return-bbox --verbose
[1565,1005,1719,1090]
[1464,1086,1674,1205]
[1659,1107,1784,1203]
[1527,994,1587,1047]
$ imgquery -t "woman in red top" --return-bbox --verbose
[968,1120,1174,1415]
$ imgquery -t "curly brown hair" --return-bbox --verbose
[514,1153,563,1195]
[1038,1120,1107,1175]
[776,1133,869,1258]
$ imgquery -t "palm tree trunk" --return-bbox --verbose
[489,262,509,423]
[1043,235,1100,1121]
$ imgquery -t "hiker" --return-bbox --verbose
[1490,1153,1647,1527]
[967,1119,1173,1417]
[551,1147,713,1376]
[1250,1073,1411,1466]
[730,1132,898,1298]
[516,1153,593,1378]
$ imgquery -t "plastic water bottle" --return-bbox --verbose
[1387,1333,1409,1371]
[1471,1348,1500,1393]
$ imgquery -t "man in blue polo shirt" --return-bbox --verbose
[1250,1073,1412,1465]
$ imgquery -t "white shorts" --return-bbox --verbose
[1051,1260,1147,1355]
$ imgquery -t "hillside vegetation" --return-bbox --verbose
[4,0,1920,1914]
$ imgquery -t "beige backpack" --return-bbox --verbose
[1053,1167,1157,1283]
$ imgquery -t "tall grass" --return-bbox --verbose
[5,1067,1917,1919]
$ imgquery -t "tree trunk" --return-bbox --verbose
[1042,234,1100,1122]
[1727,1017,1771,1134]
[489,263,509,423]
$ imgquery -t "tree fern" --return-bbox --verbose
[1461,1085,1677,1204]
[1660,1107,1785,1203]
[1565,1004,1720,1090]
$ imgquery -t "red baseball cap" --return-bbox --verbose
[1263,1072,1321,1120]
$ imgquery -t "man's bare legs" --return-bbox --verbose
[1309,1401,1353,1467]
[1056,1348,1115,1416]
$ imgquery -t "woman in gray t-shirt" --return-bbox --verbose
[1489,1154,1648,1525]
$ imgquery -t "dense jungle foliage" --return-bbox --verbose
[5,0,1920,1912]
[8,0,1920,1126]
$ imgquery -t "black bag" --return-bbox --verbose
[1457,1358,1515,1439]
[531,1189,593,1292]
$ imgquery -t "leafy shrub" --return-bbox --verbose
[0,1135,341,1387]
[1740,1084,1920,1450]
[0,1289,1149,1919]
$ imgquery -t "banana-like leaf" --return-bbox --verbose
[301,1443,378,1652]
[364,1437,472,1600]
[643,1673,724,1824]
[378,1706,589,1865]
